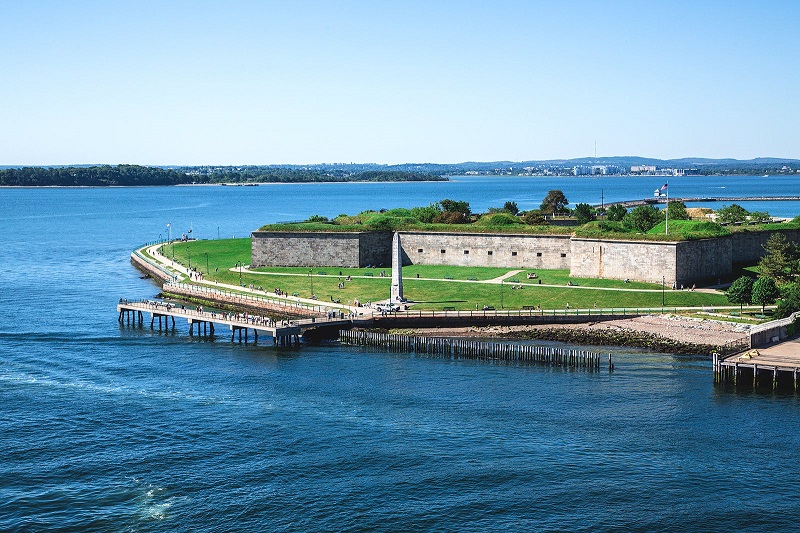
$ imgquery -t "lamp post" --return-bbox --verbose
[236,261,242,286]
[662,275,665,306]
[167,223,174,261]
[500,279,504,309]
[309,268,314,297]
[187,244,191,269]
[205,253,209,276]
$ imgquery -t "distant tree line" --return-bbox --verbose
[0,165,187,186]
[0,165,446,186]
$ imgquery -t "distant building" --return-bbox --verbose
[630,165,657,174]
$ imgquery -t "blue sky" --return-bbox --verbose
[1,1,798,165]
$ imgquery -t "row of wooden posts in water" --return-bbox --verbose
[339,329,611,371]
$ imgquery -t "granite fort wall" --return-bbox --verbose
[570,239,678,285]
[251,231,391,268]
[398,232,572,269]
[252,227,800,284]
[675,238,732,285]
[730,228,800,263]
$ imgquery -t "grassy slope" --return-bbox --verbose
[165,239,731,310]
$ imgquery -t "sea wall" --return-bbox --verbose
[398,232,572,269]
[251,231,391,268]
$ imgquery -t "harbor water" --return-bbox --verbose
[2,176,800,531]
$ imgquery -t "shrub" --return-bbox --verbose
[306,214,328,223]
[433,211,470,224]
[522,211,548,225]
[606,204,627,221]
[410,203,441,223]
[365,215,399,230]
[623,205,663,232]
[474,213,521,227]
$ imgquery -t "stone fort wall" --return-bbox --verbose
[251,231,391,268]
[251,228,800,284]
[398,232,572,270]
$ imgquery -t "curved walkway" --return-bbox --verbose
[143,244,363,315]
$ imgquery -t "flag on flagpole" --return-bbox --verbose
[660,183,668,191]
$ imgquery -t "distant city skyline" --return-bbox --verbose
[1,1,798,166]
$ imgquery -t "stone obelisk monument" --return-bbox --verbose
[390,232,403,302]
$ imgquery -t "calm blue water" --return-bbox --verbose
[2,177,800,531]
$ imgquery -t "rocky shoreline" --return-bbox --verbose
[393,315,751,356]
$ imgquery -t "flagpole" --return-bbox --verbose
[665,182,669,235]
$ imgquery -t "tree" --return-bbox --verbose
[439,199,471,216]
[774,283,800,319]
[540,190,569,215]
[573,203,595,225]
[758,233,800,284]
[623,205,663,232]
[717,204,749,224]
[752,277,781,313]
[605,204,627,221]
[726,276,754,312]
[666,201,690,221]
[503,201,520,215]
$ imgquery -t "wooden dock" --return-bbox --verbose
[118,299,352,345]
[713,337,800,390]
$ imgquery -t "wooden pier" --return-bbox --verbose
[118,299,352,346]
[339,329,611,370]
[713,336,800,390]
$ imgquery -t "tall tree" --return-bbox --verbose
[752,277,781,313]
[605,204,627,221]
[503,201,520,215]
[758,233,800,284]
[726,276,754,312]
[667,201,690,221]
[573,203,595,225]
[540,190,569,215]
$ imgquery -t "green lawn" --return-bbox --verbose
[164,238,732,310]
